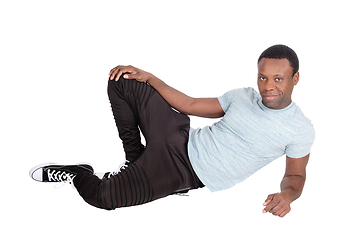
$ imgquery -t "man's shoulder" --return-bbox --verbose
[229,87,258,95]
[287,104,315,141]
[291,104,313,126]
[223,87,260,102]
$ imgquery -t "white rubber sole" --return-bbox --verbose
[29,163,56,182]
[29,162,93,182]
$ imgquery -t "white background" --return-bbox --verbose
[1,0,363,239]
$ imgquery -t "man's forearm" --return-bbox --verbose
[109,65,224,118]
[147,75,194,115]
[280,175,306,203]
[109,64,191,111]
[263,155,309,217]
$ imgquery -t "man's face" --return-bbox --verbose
[257,58,299,110]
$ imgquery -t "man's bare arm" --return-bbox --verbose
[109,65,225,118]
[262,154,310,217]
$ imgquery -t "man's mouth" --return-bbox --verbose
[262,95,279,101]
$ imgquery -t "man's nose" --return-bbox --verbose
[265,79,276,91]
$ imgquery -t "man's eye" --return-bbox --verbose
[275,78,282,81]
[259,77,266,81]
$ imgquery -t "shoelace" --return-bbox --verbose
[46,169,76,189]
[105,160,130,179]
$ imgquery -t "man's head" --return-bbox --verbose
[257,45,300,110]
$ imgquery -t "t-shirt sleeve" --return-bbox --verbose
[218,90,234,113]
[285,123,315,158]
[218,88,248,113]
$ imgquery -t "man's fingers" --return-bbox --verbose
[114,70,126,81]
[262,202,274,213]
[109,65,138,81]
[124,73,139,80]
[275,207,286,217]
[109,68,120,80]
[263,202,275,213]
[263,202,282,215]
[263,200,270,206]
[262,194,291,217]
[109,67,117,76]
[262,194,275,213]
[271,203,284,215]
[271,203,289,217]
[263,194,275,206]
[109,67,121,80]
[279,210,289,218]
[263,196,279,213]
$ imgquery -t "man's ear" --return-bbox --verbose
[293,72,299,85]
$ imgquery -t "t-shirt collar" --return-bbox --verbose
[257,98,295,112]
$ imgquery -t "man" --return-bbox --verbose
[29,44,314,217]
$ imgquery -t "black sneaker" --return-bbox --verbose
[29,163,94,183]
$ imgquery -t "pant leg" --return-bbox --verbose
[107,77,147,162]
[74,77,203,210]
[108,76,191,145]
[73,141,203,210]
[107,76,202,192]
[74,161,153,210]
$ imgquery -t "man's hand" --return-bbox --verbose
[109,65,152,82]
[262,154,310,218]
[108,64,224,118]
[262,192,291,217]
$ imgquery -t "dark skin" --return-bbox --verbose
[257,58,299,110]
[258,58,309,217]
[109,58,310,217]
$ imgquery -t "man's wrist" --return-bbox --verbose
[146,75,162,87]
[280,188,296,204]
[145,74,155,84]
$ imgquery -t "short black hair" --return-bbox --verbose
[258,44,299,76]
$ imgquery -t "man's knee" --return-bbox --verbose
[107,77,124,98]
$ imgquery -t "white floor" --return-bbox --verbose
[1,1,362,239]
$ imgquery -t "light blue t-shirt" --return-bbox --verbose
[188,88,315,192]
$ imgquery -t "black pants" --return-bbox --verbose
[73,76,203,210]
